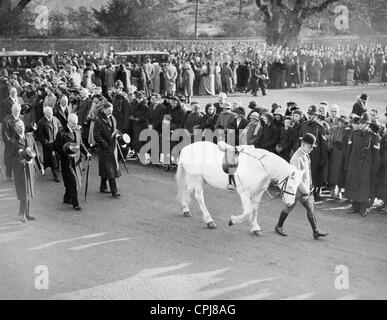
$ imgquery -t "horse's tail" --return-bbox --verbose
[176,161,191,207]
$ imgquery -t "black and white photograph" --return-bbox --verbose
[0,0,386,308]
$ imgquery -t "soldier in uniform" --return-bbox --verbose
[54,113,92,211]
[274,133,329,240]
[345,112,381,216]
[299,105,329,201]
[10,119,44,223]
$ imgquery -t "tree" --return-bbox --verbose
[255,0,340,46]
[93,0,187,38]
[0,0,34,35]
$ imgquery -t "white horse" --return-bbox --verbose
[176,141,306,236]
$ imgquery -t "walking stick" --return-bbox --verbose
[117,143,129,174]
[22,160,29,217]
[84,157,90,202]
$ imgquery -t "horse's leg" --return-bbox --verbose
[176,164,192,217]
[228,191,253,226]
[249,192,264,236]
[193,179,216,229]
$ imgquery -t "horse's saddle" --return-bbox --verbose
[218,141,240,174]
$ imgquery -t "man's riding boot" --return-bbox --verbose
[275,211,288,236]
[307,214,328,240]
[227,175,237,191]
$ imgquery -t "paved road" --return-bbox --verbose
[0,158,386,300]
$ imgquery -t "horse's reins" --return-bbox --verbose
[234,149,296,205]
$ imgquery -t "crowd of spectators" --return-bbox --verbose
[0,42,387,216]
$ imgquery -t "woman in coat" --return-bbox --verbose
[182,63,195,104]
[11,119,44,222]
[93,102,121,197]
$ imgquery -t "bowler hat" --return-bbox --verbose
[287,101,297,107]
[233,107,245,116]
[248,101,257,109]
[301,133,317,147]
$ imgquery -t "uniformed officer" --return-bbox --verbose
[275,133,329,240]
[54,113,91,211]
[345,112,381,216]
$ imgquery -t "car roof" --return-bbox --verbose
[115,51,169,56]
[0,51,48,57]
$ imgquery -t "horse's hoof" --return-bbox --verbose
[207,221,217,229]
[183,211,192,217]
[252,230,263,237]
[228,219,234,226]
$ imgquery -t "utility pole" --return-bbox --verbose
[194,0,199,38]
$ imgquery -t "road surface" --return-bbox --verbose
[1,159,386,300]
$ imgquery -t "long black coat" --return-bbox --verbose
[258,123,280,153]
[376,133,387,201]
[345,130,380,202]
[130,99,149,152]
[93,114,121,179]
[112,94,130,132]
[54,126,88,191]
[300,120,329,187]
[36,116,62,169]
[10,133,42,200]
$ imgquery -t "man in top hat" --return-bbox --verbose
[299,105,329,201]
[345,112,381,216]
[351,93,368,117]
[54,113,91,211]
[94,102,121,197]
[275,133,329,240]
[10,119,44,223]
[37,106,62,182]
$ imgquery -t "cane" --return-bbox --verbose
[84,157,90,202]
[117,142,129,174]
[22,160,29,217]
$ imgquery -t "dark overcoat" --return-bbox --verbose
[36,116,62,169]
[376,133,387,201]
[345,130,380,202]
[93,114,121,179]
[54,126,88,191]
[10,133,42,200]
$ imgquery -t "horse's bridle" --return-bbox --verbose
[237,149,297,199]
